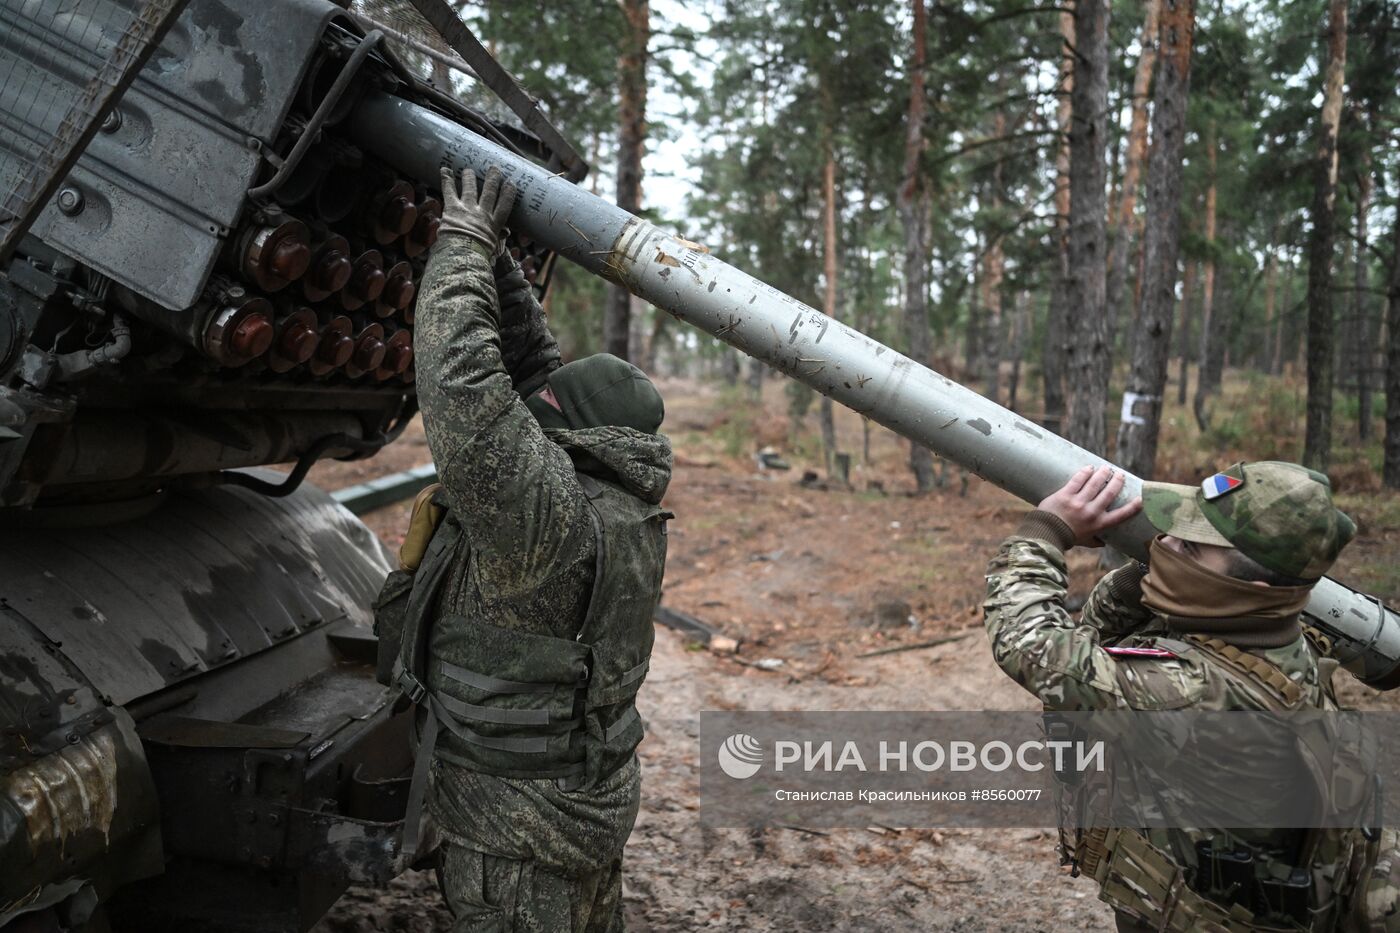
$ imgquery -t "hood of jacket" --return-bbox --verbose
[547,426,673,505]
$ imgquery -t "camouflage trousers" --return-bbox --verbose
[439,842,625,933]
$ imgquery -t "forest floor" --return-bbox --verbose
[307,372,1400,932]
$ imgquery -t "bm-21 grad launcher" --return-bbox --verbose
[0,1,584,930]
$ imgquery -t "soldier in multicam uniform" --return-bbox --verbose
[982,461,1400,931]
[383,166,673,931]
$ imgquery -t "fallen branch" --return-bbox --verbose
[855,632,974,659]
[654,605,722,646]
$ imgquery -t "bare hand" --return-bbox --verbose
[1037,466,1142,548]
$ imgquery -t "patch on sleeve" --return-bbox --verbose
[1103,646,1179,660]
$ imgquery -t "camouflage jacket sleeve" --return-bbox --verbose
[985,527,1172,711]
[414,234,592,596]
[1080,562,1153,639]
[493,250,560,398]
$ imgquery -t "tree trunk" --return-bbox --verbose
[1341,236,1357,398]
[1303,0,1347,472]
[897,0,935,492]
[1195,251,1230,430]
[1385,203,1400,488]
[1042,9,1075,436]
[604,0,649,360]
[818,143,839,474]
[1261,248,1278,372]
[1192,128,1219,430]
[1008,291,1030,412]
[978,256,1002,404]
[746,354,765,402]
[978,108,1007,406]
[720,347,740,386]
[1177,259,1196,404]
[1116,0,1194,479]
[1274,251,1296,376]
[979,241,1004,406]
[1064,0,1111,455]
[964,256,980,377]
[1106,0,1161,351]
[1355,156,1373,440]
[639,308,666,374]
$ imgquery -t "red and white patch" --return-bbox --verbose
[1103,646,1179,660]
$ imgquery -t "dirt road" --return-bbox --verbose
[621,627,1116,931]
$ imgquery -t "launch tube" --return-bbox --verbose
[348,91,1400,689]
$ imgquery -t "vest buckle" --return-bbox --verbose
[396,670,427,705]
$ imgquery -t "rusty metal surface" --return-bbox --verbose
[1,709,162,916]
[0,475,390,706]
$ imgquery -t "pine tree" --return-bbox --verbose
[1063,0,1112,454]
[605,0,649,361]
[1303,0,1349,472]
[1117,0,1196,480]
[898,0,936,493]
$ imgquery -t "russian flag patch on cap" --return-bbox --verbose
[1201,472,1244,500]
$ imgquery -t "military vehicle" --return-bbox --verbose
[0,1,583,929]
[3,0,1398,931]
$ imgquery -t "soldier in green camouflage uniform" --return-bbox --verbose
[983,462,1377,931]
[409,166,672,932]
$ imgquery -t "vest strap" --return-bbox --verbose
[617,657,649,688]
[433,707,554,753]
[604,707,640,741]
[400,703,439,865]
[438,658,581,695]
[435,690,558,726]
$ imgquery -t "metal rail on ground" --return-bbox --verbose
[332,463,438,515]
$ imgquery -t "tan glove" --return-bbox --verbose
[438,165,518,255]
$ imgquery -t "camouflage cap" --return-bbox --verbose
[1141,461,1356,581]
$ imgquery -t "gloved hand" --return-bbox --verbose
[438,165,518,256]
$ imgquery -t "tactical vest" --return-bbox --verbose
[372,472,670,860]
[1054,633,1386,932]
